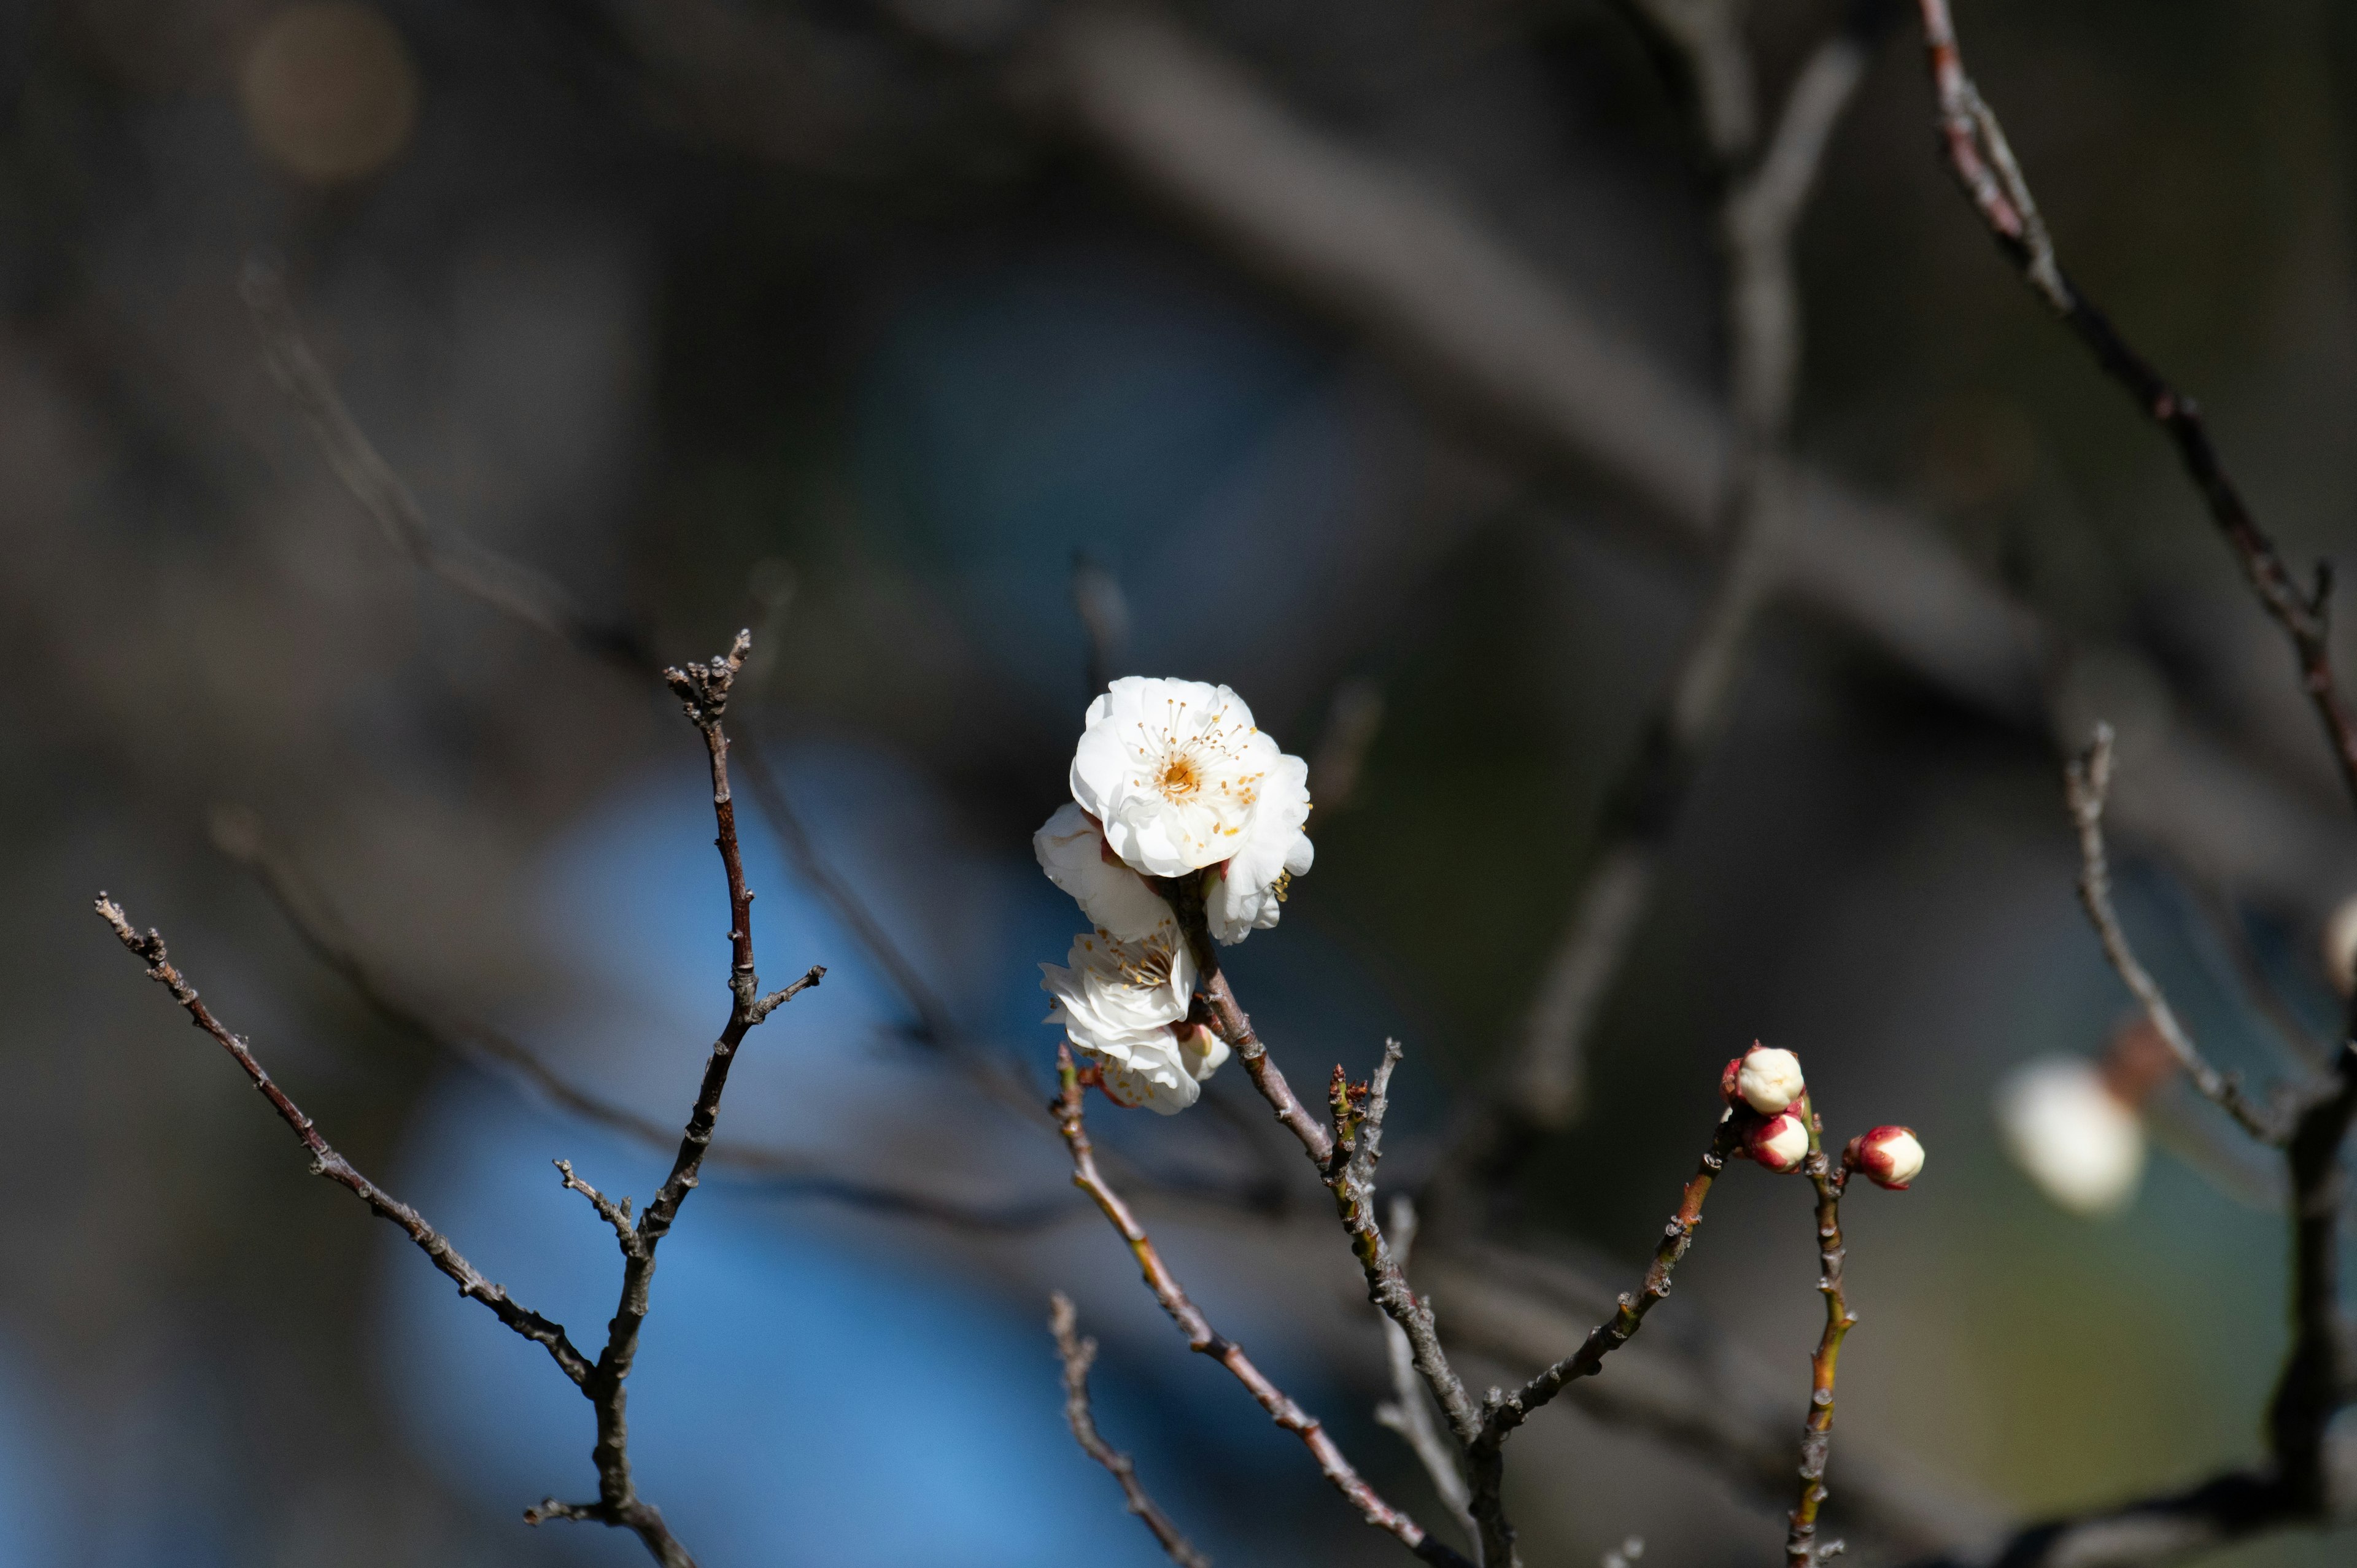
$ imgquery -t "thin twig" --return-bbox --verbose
[1914,0,2357,812]
[2065,725,2282,1143]
[1374,1195,1477,1550]
[92,896,596,1388]
[1467,1118,1743,1513]
[1048,1292,1212,1568]
[1050,1044,1472,1567]
[1786,1099,1853,1568]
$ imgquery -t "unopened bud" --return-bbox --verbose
[1844,1125,1924,1190]
[1722,1042,1805,1115]
[2325,895,2357,998]
[1996,1056,2143,1216]
[1743,1111,1809,1173]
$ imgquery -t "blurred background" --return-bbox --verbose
[5,0,2357,1564]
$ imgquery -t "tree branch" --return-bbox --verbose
[1048,1291,1213,1568]
[2064,725,2284,1143]
[1373,1196,1477,1552]
[1913,0,2357,813]
[1050,1044,1472,1567]
[93,895,596,1389]
[1786,1101,1854,1568]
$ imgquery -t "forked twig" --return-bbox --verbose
[1048,1292,1211,1568]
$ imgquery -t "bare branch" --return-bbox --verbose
[1048,1292,1213,1568]
[1913,0,2357,811]
[1070,552,1130,701]
[2064,725,2283,1142]
[556,1159,637,1249]
[1373,1196,1477,1551]
[1468,1118,1741,1493]
[1050,1045,1472,1567]
[93,895,596,1388]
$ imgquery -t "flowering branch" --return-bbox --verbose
[1786,1100,1854,1568]
[1047,1292,1210,1568]
[1912,0,2357,813]
[1049,1043,1473,1567]
[2063,726,2283,1143]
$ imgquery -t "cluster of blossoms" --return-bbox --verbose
[1721,1042,1924,1189]
[1034,678,1315,1113]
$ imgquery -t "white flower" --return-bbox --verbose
[1034,803,1174,941]
[1996,1057,2144,1216]
[1040,925,1225,1115]
[1070,677,1290,878]
[1725,1043,1805,1115]
[1205,750,1314,945]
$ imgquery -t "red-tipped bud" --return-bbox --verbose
[1721,1042,1805,1115]
[1743,1111,1809,1173]
[1844,1125,1925,1190]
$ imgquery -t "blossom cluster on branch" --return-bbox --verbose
[1035,677,1314,1112]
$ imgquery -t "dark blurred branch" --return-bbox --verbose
[1050,1043,1473,1567]
[1786,1102,1853,1568]
[243,257,967,1062]
[1048,1292,1212,1568]
[241,259,654,676]
[1914,0,2357,814]
[213,801,1072,1229]
[1308,678,1387,816]
[2065,727,2286,1142]
[1438,0,1886,1198]
[1070,552,1129,702]
[93,895,597,1388]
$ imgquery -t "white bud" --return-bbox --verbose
[1996,1057,2143,1216]
[2324,895,2357,998]
[1731,1044,1806,1115]
[1847,1126,1924,1190]
[1744,1111,1809,1173]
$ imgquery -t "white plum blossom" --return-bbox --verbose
[1205,750,1314,946]
[1996,1057,2144,1216]
[1033,803,1174,941]
[1040,924,1227,1114]
[1070,677,1294,878]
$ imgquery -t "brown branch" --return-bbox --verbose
[1372,1196,1477,1551]
[93,895,597,1388]
[1048,1292,1213,1568]
[1913,0,2357,813]
[1050,1044,1472,1567]
[1466,1118,1742,1527]
[2064,726,2283,1143]
[1787,1100,1854,1568]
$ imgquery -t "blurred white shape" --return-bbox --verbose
[2322,894,2357,998]
[238,2,418,185]
[1601,1536,1646,1568]
[1996,1057,2145,1216]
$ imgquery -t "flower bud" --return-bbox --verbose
[1722,1042,1805,1115]
[1996,1056,2143,1216]
[1844,1125,1924,1190]
[1743,1111,1809,1173]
